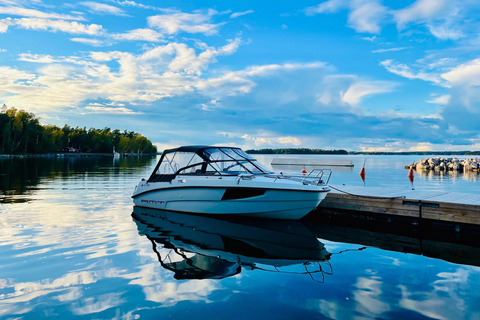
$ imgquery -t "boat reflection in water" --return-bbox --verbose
[132,206,332,281]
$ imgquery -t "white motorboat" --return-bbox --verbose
[132,146,331,220]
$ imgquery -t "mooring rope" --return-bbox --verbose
[327,185,406,200]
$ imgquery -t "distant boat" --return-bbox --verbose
[113,147,120,158]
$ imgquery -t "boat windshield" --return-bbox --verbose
[202,148,272,175]
[151,147,272,177]
[155,152,205,175]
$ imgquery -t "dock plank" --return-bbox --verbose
[321,185,480,226]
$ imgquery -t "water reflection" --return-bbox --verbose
[0,156,155,203]
[132,207,332,281]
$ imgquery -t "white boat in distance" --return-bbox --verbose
[132,146,331,220]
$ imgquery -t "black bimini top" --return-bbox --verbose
[162,145,241,155]
[148,145,273,182]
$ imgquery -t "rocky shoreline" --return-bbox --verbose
[405,157,480,172]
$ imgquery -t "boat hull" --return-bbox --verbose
[132,183,328,220]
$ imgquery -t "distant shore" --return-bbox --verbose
[246,149,480,156]
[0,153,158,159]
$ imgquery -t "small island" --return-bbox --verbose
[0,106,157,156]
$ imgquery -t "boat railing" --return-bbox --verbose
[265,168,332,185]
[302,168,332,185]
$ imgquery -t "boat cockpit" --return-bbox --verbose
[148,146,273,182]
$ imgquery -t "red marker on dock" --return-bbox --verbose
[408,167,415,189]
[359,159,366,185]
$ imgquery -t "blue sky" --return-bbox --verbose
[1,0,480,151]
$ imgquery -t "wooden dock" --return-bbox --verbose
[319,185,480,226]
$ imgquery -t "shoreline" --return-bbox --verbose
[0,153,158,159]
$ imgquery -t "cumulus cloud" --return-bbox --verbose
[148,10,226,35]
[439,58,480,128]
[441,58,480,86]
[0,38,243,112]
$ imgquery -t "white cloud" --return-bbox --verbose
[347,0,387,34]
[380,59,447,86]
[441,58,480,86]
[241,133,302,147]
[305,0,347,15]
[372,47,406,53]
[361,36,377,42]
[0,38,243,112]
[306,0,473,41]
[427,94,450,105]
[408,143,434,152]
[112,0,160,10]
[148,10,226,35]
[0,6,83,20]
[393,0,451,30]
[80,1,127,16]
[427,24,463,40]
[12,18,104,35]
[70,38,106,46]
[197,62,328,95]
[112,28,164,42]
[201,99,220,111]
[230,10,254,19]
[18,53,56,63]
[342,81,395,105]
[0,18,13,32]
[83,105,141,114]
[305,0,387,34]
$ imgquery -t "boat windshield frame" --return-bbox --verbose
[148,146,272,181]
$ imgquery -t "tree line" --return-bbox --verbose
[0,105,157,154]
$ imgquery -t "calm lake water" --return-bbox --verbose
[1,155,480,319]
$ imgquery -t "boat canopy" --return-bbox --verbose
[148,146,273,181]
